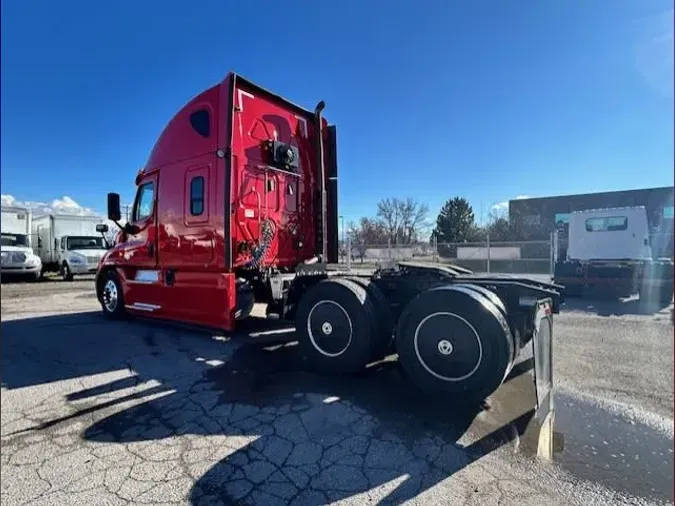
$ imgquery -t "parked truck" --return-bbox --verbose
[96,72,562,402]
[33,214,109,280]
[553,206,674,303]
[1,206,42,281]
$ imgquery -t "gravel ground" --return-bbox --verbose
[1,277,672,506]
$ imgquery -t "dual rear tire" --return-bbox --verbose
[395,285,515,401]
[294,278,515,400]
[294,278,383,374]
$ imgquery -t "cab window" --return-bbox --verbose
[190,176,204,215]
[133,182,155,221]
[585,216,628,232]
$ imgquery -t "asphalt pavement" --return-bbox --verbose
[1,277,672,505]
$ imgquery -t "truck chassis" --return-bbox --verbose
[554,258,673,303]
[99,260,562,401]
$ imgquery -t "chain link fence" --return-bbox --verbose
[337,227,673,276]
[339,235,555,277]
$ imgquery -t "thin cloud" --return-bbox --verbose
[491,194,531,213]
[1,194,122,238]
[635,9,674,99]
[1,194,97,216]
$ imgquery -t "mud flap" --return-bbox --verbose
[520,298,562,460]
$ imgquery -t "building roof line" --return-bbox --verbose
[509,186,674,204]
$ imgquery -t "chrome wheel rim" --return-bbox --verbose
[103,279,118,313]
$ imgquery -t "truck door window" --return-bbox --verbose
[133,182,155,222]
[190,176,204,215]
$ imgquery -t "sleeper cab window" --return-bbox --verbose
[134,182,155,221]
[189,109,210,138]
[190,176,204,216]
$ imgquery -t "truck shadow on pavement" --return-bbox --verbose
[2,313,538,505]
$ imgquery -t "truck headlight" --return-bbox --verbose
[25,255,41,267]
[70,256,84,264]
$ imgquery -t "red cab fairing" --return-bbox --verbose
[98,72,337,331]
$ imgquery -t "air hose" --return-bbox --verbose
[245,218,276,269]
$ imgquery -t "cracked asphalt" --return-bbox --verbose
[1,277,672,505]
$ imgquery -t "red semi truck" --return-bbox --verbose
[96,72,562,401]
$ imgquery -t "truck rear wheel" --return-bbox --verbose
[345,277,394,360]
[294,278,376,374]
[395,284,515,401]
[100,271,126,319]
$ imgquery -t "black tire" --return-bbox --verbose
[451,283,507,317]
[294,277,376,374]
[451,283,518,359]
[346,277,395,359]
[395,285,515,402]
[99,270,126,319]
[61,262,73,281]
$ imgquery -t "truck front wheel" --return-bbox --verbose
[61,262,74,281]
[294,278,377,374]
[395,284,515,402]
[100,271,126,319]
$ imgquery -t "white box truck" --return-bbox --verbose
[1,206,42,281]
[33,214,109,280]
[553,206,673,303]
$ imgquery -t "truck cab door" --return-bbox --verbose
[125,176,159,269]
[121,174,162,312]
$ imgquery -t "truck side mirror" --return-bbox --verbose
[96,224,109,234]
[38,237,42,248]
[107,193,122,222]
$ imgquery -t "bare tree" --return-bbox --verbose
[348,218,388,263]
[375,198,401,245]
[399,197,430,244]
[376,197,430,245]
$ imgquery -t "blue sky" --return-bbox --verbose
[1,0,673,226]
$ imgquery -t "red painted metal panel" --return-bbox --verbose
[98,72,335,332]
[229,78,323,269]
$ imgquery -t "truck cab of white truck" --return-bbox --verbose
[33,214,109,281]
[566,206,653,262]
[0,206,42,281]
[554,206,673,302]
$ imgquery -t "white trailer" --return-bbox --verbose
[32,214,109,280]
[554,206,673,303]
[1,206,42,280]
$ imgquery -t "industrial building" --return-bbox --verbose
[508,186,674,257]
